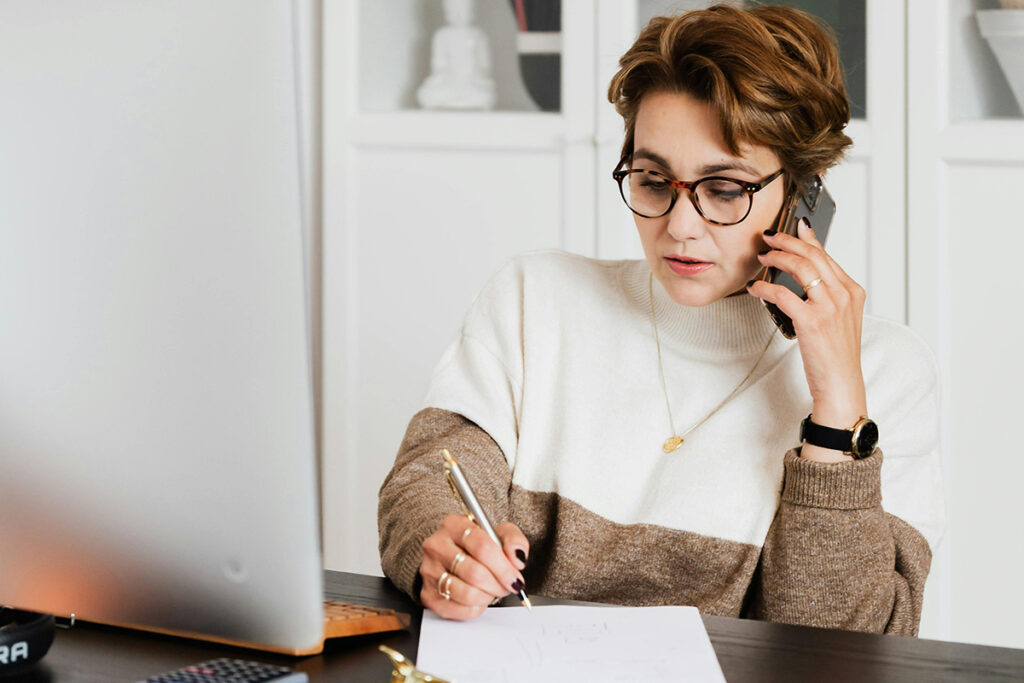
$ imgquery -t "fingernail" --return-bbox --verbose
[757,246,771,255]
[511,578,525,592]
[515,549,527,564]
[763,228,777,237]
[746,279,755,288]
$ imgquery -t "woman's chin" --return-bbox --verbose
[659,277,732,307]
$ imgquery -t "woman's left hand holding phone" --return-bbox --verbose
[747,220,868,461]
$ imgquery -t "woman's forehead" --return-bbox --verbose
[633,90,779,176]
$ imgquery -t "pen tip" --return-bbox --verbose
[522,595,533,611]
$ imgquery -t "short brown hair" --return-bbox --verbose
[608,3,852,186]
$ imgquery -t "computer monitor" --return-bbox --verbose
[0,1,325,654]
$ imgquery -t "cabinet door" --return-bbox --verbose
[321,0,598,576]
[908,0,1024,651]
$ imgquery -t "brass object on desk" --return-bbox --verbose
[379,645,450,683]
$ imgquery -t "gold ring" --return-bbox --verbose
[449,551,466,575]
[438,571,453,600]
[802,277,823,293]
[461,527,473,543]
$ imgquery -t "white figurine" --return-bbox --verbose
[417,0,497,110]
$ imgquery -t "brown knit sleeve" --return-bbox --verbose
[747,448,932,635]
[377,407,514,600]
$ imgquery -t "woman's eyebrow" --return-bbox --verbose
[631,149,673,172]
[697,160,760,177]
[633,149,761,178]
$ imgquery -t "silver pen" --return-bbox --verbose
[441,448,532,611]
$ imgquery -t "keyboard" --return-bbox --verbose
[322,599,410,638]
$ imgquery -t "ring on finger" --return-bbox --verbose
[461,527,473,543]
[438,571,453,600]
[449,551,466,575]
[802,277,823,293]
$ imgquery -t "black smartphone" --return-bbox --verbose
[760,175,836,339]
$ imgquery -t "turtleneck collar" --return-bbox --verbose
[620,259,781,358]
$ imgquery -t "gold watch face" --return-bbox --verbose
[852,418,879,457]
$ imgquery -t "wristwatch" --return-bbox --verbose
[799,414,879,459]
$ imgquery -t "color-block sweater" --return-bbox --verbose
[378,250,945,634]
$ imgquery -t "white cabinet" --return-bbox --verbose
[323,0,908,579]
[907,0,1024,651]
[321,0,599,579]
[321,0,1024,650]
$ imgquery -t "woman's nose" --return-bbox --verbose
[665,192,709,241]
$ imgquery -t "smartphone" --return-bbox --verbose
[760,175,836,339]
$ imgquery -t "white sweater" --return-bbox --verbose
[420,250,945,552]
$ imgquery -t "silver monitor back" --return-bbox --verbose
[0,1,324,654]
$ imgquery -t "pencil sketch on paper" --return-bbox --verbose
[416,605,727,682]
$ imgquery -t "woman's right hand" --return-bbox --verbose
[419,514,529,620]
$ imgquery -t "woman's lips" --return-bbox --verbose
[665,256,714,276]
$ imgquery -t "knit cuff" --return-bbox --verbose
[384,499,464,602]
[780,447,883,510]
[391,535,427,601]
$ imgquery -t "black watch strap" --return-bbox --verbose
[800,414,878,458]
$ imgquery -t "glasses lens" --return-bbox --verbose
[694,179,751,225]
[621,170,673,218]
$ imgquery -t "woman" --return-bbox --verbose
[378,4,943,635]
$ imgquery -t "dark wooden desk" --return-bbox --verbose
[15,570,1024,682]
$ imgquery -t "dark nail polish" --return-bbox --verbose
[516,549,527,564]
[746,279,755,288]
[511,579,525,592]
[763,228,777,237]
[758,246,771,255]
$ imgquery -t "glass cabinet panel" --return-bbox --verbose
[358,0,561,113]
[636,0,867,119]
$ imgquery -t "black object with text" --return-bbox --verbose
[0,608,55,677]
[761,175,836,339]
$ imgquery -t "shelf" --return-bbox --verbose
[350,111,568,151]
[938,120,1024,162]
[948,1,1023,121]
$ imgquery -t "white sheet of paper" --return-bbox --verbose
[417,605,726,682]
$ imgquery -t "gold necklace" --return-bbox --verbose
[649,272,777,453]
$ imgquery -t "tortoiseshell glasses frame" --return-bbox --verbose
[612,157,785,226]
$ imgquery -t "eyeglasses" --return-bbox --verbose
[612,157,784,226]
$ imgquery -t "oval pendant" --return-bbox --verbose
[663,436,684,453]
